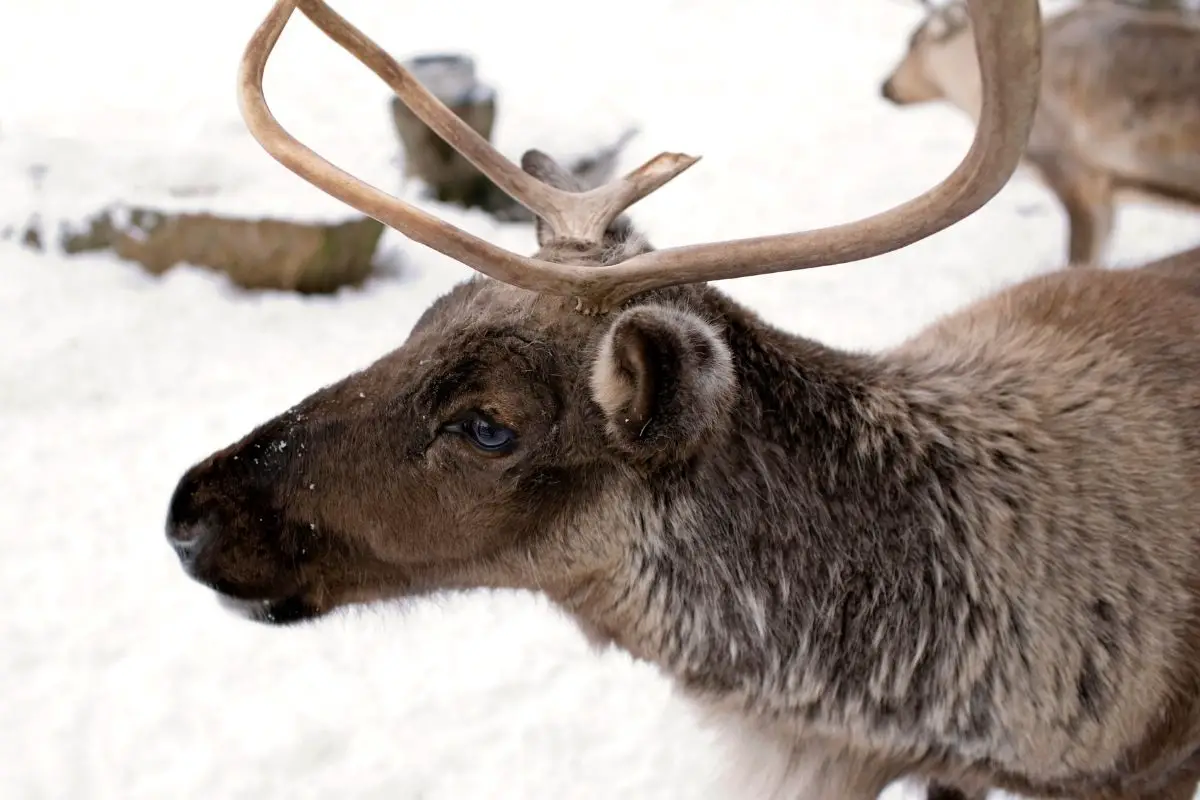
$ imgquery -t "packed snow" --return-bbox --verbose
[4,0,1199,798]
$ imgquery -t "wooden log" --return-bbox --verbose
[390,53,498,209]
[10,206,385,294]
[390,52,642,221]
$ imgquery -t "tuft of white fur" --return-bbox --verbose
[589,302,737,429]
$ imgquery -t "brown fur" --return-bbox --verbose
[166,151,1200,799]
[880,0,1200,266]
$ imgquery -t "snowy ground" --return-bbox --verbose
[4,1,1200,798]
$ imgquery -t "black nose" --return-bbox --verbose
[165,469,212,567]
[880,79,897,102]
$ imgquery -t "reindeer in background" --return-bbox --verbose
[881,0,1200,267]
[165,0,1200,797]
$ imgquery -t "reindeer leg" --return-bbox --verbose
[1033,156,1115,267]
[927,782,987,800]
[777,745,901,800]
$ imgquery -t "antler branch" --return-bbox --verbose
[238,0,1041,312]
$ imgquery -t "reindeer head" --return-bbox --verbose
[163,197,740,625]
[881,1,979,107]
[165,0,1041,627]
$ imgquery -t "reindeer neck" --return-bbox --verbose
[571,288,989,743]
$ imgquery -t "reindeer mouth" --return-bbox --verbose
[217,592,325,626]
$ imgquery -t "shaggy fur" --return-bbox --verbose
[165,153,1200,799]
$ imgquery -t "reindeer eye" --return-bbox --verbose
[444,411,518,454]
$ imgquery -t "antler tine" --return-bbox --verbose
[290,0,698,243]
[568,0,1042,309]
[238,0,599,296]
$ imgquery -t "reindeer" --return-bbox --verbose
[164,1,1200,797]
[880,0,1200,267]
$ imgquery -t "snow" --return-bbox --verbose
[3,1,1199,798]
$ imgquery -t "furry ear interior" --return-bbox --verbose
[590,303,737,463]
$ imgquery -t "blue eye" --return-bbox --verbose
[449,412,517,454]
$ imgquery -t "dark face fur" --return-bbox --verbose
[165,161,741,626]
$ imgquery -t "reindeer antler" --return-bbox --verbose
[239,0,1041,312]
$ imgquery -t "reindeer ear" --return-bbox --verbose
[521,149,584,248]
[521,149,584,191]
[590,303,737,463]
[520,148,650,254]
